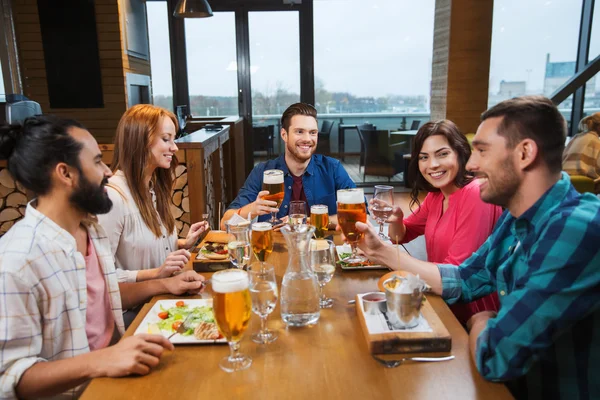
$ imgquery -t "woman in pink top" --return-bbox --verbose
[388,120,503,326]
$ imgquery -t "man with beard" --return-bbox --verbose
[354,96,600,399]
[221,103,356,228]
[0,116,205,399]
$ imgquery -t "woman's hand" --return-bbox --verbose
[386,206,406,243]
[181,221,209,249]
[153,249,191,279]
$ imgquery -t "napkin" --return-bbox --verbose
[225,213,251,228]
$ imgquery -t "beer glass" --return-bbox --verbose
[337,188,367,263]
[289,200,307,228]
[211,269,252,372]
[227,224,251,269]
[370,185,394,240]
[310,204,329,239]
[309,239,336,308]
[251,222,273,262]
[248,262,279,344]
[262,169,285,225]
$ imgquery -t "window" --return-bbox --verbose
[488,0,583,128]
[313,0,435,152]
[147,1,174,110]
[185,12,238,116]
[0,59,5,95]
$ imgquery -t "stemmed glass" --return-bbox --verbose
[370,185,394,240]
[310,239,336,308]
[262,169,285,225]
[227,224,251,270]
[251,222,273,262]
[211,269,252,372]
[288,200,308,228]
[248,262,279,344]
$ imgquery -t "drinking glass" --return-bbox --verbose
[310,204,329,239]
[211,269,252,372]
[262,169,285,225]
[310,239,336,308]
[370,185,394,240]
[336,188,367,264]
[227,224,251,270]
[248,262,279,344]
[288,200,308,228]
[251,222,273,262]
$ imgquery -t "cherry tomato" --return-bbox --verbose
[176,301,185,307]
[172,321,183,331]
[158,311,169,320]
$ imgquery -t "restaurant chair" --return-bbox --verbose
[361,129,408,182]
[410,120,421,130]
[356,123,375,172]
[568,174,595,194]
[316,120,335,156]
[253,125,275,158]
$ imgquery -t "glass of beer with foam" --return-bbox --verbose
[337,188,367,264]
[310,204,329,238]
[262,169,285,225]
[211,269,252,372]
[251,222,273,262]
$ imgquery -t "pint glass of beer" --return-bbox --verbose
[310,204,329,238]
[212,269,252,372]
[251,222,273,262]
[262,169,285,225]
[337,188,367,264]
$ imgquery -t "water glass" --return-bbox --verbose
[227,224,251,270]
[289,200,308,228]
[248,262,279,344]
[309,239,336,308]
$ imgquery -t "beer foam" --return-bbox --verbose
[310,204,328,214]
[252,222,272,231]
[263,169,284,184]
[337,189,364,204]
[212,270,249,293]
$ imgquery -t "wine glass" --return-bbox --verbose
[309,239,336,308]
[211,269,252,372]
[370,185,394,240]
[227,224,251,270]
[248,262,279,344]
[288,200,308,229]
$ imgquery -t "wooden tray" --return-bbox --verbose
[356,293,452,355]
[192,230,232,272]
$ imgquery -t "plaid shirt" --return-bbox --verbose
[0,203,125,399]
[439,172,600,399]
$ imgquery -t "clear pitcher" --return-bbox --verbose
[280,224,320,327]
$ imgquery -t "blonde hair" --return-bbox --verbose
[111,104,179,238]
[578,112,600,134]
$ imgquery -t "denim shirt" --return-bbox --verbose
[228,154,356,221]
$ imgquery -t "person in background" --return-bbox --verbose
[0,116,205,399]
[98,104,209,284]
[562,112,600,193]
[381,119,502,327]
[220,103,357,229]
[356,96,600,399]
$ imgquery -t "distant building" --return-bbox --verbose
[499,80,526,97]
[544,53,595,98]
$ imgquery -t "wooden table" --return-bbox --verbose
[81,233,512,400]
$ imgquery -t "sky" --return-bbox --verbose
[146,0,600,99]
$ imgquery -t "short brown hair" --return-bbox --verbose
[408,119,472,211]
[281,103,317,131]
[481,95,566,173]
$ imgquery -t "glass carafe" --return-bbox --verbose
[280,224,320,327]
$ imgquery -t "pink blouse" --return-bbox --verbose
[401,179,503,325]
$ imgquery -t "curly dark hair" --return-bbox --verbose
[407,119,472,211]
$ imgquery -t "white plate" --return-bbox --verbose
[134,299,226,344]
[335,245,389,270]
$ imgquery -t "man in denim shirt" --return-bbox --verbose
[221,103,356,228]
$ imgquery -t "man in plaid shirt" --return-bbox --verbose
[357,96,600,399]
[0,116,206,399]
